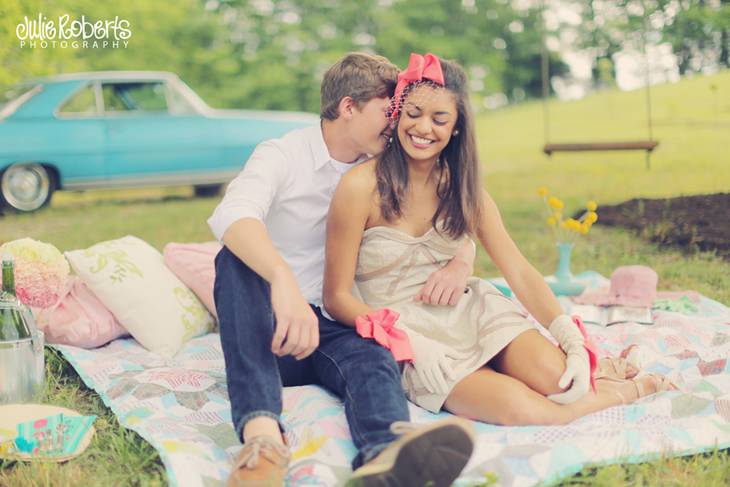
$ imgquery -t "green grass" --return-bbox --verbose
[1,70,729,486]
[0,349,166,487]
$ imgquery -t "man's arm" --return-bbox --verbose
[209,142,318,360]
[222,219,319,360]
[414,238,475,306]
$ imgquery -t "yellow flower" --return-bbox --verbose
[547,217,556,226]
[586,211,598,224]
[586,200,598,211]
[538,186,548,197]
[580,222,590,234]
[566,218,580,231]
[548,196,564,210]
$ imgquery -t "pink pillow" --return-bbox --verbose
[34,276,129,348]
[163,242,222,320]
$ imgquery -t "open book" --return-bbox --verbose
[571,304,653,326]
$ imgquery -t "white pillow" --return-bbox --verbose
[65,235,215,357]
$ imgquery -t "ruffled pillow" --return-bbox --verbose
[34,276,129,348]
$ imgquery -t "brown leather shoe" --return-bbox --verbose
[226,435,291,487]
[348,418,475,487]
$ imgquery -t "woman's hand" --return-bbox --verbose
[408,331,456,394]
[546,314,591,404]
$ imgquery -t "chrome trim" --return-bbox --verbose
[61,170,239,190]
[29,71,179,84]
[53,112,105,119]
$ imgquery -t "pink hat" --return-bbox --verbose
[573,265,700,308]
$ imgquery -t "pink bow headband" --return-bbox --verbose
[389,52,445,122]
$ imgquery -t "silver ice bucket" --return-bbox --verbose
[0,308,45,404]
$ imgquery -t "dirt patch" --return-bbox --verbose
[589,193,730,259]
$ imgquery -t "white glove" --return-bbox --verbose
[546,314,591,404]
[407,331,455,395]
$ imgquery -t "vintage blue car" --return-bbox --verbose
[0,71,317,212]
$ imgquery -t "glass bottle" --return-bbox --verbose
[0,254,32,340]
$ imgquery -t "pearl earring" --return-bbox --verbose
[453,130,460,136]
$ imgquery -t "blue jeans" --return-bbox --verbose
[214,246,409,468]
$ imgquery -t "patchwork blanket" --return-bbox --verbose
[55,278,730,487]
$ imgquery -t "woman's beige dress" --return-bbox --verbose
[355,225,538,412]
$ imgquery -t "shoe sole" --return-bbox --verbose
[349,419,475,487]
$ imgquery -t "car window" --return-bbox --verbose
[58,84,98,115]
[0,83,42,119]
[101,82,168,113]
[167,82,199,115]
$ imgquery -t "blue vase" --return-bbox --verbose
[549,242,586,296]
[555,242,574,282]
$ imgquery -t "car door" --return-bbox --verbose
[100,80,219,185]
[52,81,106,185]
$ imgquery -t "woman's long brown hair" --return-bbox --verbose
[376,57,482,239]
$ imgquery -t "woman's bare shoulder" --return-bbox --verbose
[338,158,378,196]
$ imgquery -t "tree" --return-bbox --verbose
[0,0,83,88]
[1,0,573,109]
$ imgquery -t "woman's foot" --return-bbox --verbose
[597,373,677,406]
[596,356,639,381]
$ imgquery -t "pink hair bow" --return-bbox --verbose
[355,308,414,362]
[390,53,445,121]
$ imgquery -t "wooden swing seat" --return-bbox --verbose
[543,140,658,155]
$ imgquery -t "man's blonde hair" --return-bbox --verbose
[320,52,398,120]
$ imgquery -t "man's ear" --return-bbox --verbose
[337,96,357,120]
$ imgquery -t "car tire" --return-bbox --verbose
[0,163,55,213]
[193,184,222,198]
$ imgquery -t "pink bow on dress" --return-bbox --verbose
[355,308,414,362]
[390,53,445,121]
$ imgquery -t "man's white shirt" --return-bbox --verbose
[208,123,364,309]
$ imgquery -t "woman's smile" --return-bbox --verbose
[408,133,436,149]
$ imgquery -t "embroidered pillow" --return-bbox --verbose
[65,236,215,357]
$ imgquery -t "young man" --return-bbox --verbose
[208,53,477,487]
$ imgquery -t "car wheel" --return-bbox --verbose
[193,184,222,198]
[0,163,54,212]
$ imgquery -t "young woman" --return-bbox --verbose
[323,53,674,425]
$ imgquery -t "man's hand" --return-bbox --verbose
[415,258,471,306]
[270,268,319,360]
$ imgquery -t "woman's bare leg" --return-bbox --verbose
[442,328,666,425]
[443,367,661,426]
[488,329,569,395]
[489,330,639,394]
